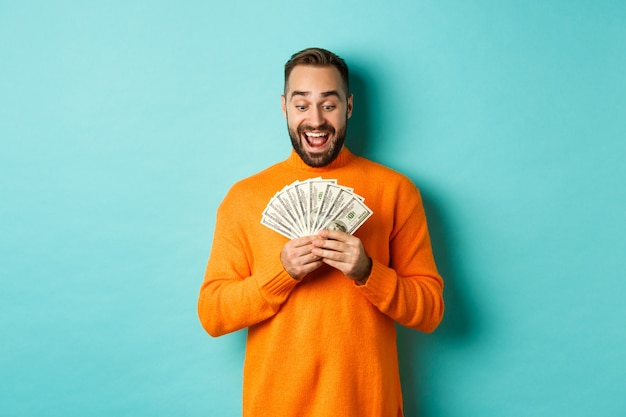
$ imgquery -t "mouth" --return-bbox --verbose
[304,131,330,150]
[289,122,345,167]
[299,124,335,153]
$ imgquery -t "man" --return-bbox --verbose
[198,47,444,417]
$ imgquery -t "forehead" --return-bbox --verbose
[286,65,346,99]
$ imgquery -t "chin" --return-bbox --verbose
[299,144,343,167]
[288,126,346,168]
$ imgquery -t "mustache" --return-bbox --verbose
[297,123,336,134]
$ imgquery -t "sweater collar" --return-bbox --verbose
[285,147,356,172]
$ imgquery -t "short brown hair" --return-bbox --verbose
[284,47,350,94]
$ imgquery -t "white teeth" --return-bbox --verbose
[305,132,327,137]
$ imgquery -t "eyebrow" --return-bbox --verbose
[290,90,342,100]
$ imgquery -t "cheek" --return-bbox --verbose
[330,115,347,128]
[287,112,305,127]
[285,116,301,133]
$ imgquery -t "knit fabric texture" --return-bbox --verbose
[198,148,444,417]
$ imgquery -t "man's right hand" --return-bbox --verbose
[280,236,324,280]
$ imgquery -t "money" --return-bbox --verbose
[261,178,373,239]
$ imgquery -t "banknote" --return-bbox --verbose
[261,178,372,238]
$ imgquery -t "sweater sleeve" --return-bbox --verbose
[198,187,298,337]
[357,186,444,333]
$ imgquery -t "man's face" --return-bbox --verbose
[282,65,353,167]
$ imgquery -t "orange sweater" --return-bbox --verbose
[198,148,444,417]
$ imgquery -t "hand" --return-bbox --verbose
[280,236,324,280]
[311,230,372,284]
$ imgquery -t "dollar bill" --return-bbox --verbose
[261,178,372,238]
[317,196,373,234]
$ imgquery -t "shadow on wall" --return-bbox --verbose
[349,65,476,416]
[345,68,371,156]
[397,187,476,417]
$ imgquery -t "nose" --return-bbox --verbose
[310,106,325,127]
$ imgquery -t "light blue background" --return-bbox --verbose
[1,1,624,416]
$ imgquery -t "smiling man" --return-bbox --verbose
[198,48,444,417]
[283,64,352,168]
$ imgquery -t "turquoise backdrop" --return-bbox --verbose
[1,1,624,416]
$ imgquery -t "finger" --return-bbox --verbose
[312,237,344,252]
[284,256,324,280]
[288,235,317,248]
[284,236,317,257]
[312,246,347,262]
[299,260,325,276]
[320,257,344,270]
[317,229,350,241]
[302,252,323,265]
[320,252,370,280]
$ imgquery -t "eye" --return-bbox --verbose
[322,105,336,111]
[295,105,308,111]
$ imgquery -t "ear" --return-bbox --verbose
[281,94,287,119]
[347,94,354,119]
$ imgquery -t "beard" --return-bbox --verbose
[287,120,348,168]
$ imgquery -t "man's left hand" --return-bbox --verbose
[311,230,372,285]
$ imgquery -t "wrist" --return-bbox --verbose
[354,257,372,286]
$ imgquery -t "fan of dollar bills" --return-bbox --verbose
[261,177,373,239]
